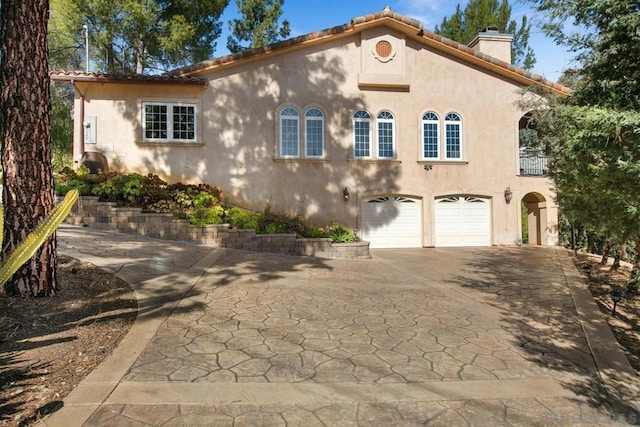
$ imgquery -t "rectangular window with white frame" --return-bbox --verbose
[143,102,197,142]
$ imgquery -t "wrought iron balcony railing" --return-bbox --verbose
[519,148,548,176]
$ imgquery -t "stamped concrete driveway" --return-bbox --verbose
[49,227,640,426]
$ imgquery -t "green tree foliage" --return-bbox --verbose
[532,103,640,241]
[50,0,229,74]
[435,0,536,69]
[50,84,74,170]
[523,1,640,266]
[49,0,84,69]
[529,0,640,110]
[227,0,290,53]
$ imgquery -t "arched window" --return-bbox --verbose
[422,111,439,159]
[279,107,299,157]
[353,110,371,158]
[305,108,324,157]
[444,112,462,159]
[377,110,395,158]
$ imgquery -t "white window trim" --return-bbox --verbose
[421,111,440,160]
[304,107,325,158]
[376,110,395,159]
[275,104,328,159]
[353,110,373,159]
[279,106,300,158]
[142,101,198,143]
[444,112,463,160]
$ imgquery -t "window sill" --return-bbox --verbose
[273,157,330,163]
[136,141,204,147]
[348,158,402,164]
[418,160,468,165]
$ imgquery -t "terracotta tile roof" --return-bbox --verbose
[169,7,570,96]
[49,70,207,86]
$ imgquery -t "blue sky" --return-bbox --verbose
[217,0,577,82]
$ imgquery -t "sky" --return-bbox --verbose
[216,0,578,82]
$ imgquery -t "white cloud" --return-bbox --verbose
[393,0,453,28]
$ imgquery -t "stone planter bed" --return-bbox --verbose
[64,197,370,259]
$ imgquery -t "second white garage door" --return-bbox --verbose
[361,196,422,248]
[435,196,491,247]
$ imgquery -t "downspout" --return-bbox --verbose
[71,79,85,168]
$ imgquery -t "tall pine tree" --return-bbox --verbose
[1,0,58,296]
[227,0,290,53]
[435,0,536,70]
[50,0,229,74]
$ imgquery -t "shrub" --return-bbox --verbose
[54,167,98,196]
[91,174,122,201]
[329,225,356,243]
[140,174,170,205]
[55,179,88,196]
[227,207,261,230]
[301,226,329,238]
[257,204,305,235]
[121,173,144,203]
[170,182,222,208]
[189,206,225,227]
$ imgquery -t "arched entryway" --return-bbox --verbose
[522,192,548,245]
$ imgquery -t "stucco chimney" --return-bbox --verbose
[467,26,513,63]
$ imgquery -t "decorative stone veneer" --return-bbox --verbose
[64,197,370,259]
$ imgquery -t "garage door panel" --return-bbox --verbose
[435,196,490,247]
[362,197,421,248]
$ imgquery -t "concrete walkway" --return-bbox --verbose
[40,225,639,426]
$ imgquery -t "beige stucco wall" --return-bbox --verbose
[72,26,558,246]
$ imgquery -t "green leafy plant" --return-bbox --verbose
[121,173,144,203]
[189,206,225,227]
[329,225,356,243]
[76,164,91,177]
[301,226,329,238]
[0,189,79,287]
[257,204,305,235]
[227,207,261,230]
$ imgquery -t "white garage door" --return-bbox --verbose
[362,196,422,248]
[435,196,491,247]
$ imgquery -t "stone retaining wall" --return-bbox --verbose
[64,197,370,259]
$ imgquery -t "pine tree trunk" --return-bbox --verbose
[611,243,625,270]
[600,236,611,265]
[0,0,57,297]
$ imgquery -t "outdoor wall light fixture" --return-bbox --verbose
[610,288,625,316]
[504,187,513,204]
[343,187,350,202]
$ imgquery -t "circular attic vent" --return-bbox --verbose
[373,40,395,63]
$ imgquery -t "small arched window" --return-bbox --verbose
[444,112,462,159]
[353,110,372,158]
[305,108,324,157]
[377,110,395,158]
[279,107,299,157]
[422,111,439,159]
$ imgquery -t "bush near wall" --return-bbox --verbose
[56,171,368,259]
[64,197,370,259]
[55,170,352,240]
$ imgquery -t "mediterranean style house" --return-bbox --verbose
[52,7,568,249]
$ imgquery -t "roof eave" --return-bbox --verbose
[50,72,208,87]
[171,14,569,96]
[170,24,357,77]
